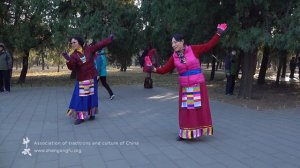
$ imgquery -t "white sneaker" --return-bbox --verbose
[110,95,115,100]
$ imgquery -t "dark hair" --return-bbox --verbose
[69,36,84,47]
[172,34,184,42]
[147,43,153,49]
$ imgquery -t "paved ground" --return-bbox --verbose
[0,85,300,168]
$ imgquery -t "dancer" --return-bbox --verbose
[62,35,113,125]
[153,24,227,140]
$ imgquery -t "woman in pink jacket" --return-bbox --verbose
[153,24,227,141]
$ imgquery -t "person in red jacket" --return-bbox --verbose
[142,44,158,88]
[153,24,227,141]
[62,35,113,125]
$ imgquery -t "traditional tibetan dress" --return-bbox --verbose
[66,38,112,120]
[156,34,220,139]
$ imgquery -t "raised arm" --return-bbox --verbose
[192,23,227,58]
[89,36,113,54]
[191,34,220,57]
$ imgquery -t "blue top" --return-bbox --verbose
[94,50,107,76]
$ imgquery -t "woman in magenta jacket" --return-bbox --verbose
[153,24,227,141]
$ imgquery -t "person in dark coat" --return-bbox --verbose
[289,57,297,78]
[224,50,239,95]
[0,43,12,93]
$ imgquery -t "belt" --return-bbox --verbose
[180,69,201,76]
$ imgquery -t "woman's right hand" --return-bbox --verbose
[62,51,70,61]
[152,67,157,73]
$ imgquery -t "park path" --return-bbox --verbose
[0,85,300,168]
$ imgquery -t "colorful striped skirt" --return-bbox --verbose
[178,83,213,139]
[67,78,98,120]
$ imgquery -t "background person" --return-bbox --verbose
[289,57,297,78]
[142,44,158,88]
[94,49,115,100]
[224,50,239,95]
[0,43,12,93]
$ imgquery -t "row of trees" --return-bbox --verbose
[0,0,299,98]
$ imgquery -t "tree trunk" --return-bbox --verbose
[216,59,220,71]
[42,54,45,70]
[238,50,257,99]
[281,50,287,78]
[206,62,209,69]
[219,61,223,70]
[236,54,242,79]
[210,57,216,81]
[18,50,30,83]
[272,59,277,72]
[257,45,270,85]
[275,54,284,85]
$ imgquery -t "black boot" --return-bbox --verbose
[89,116,95,120]
[144,77,153,88]
[176,136,185,141]
[74,119,84,125]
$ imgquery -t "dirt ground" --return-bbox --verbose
[206,79,300,110]
[11,66,300,110]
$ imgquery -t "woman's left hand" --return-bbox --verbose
[217,23,227,35]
